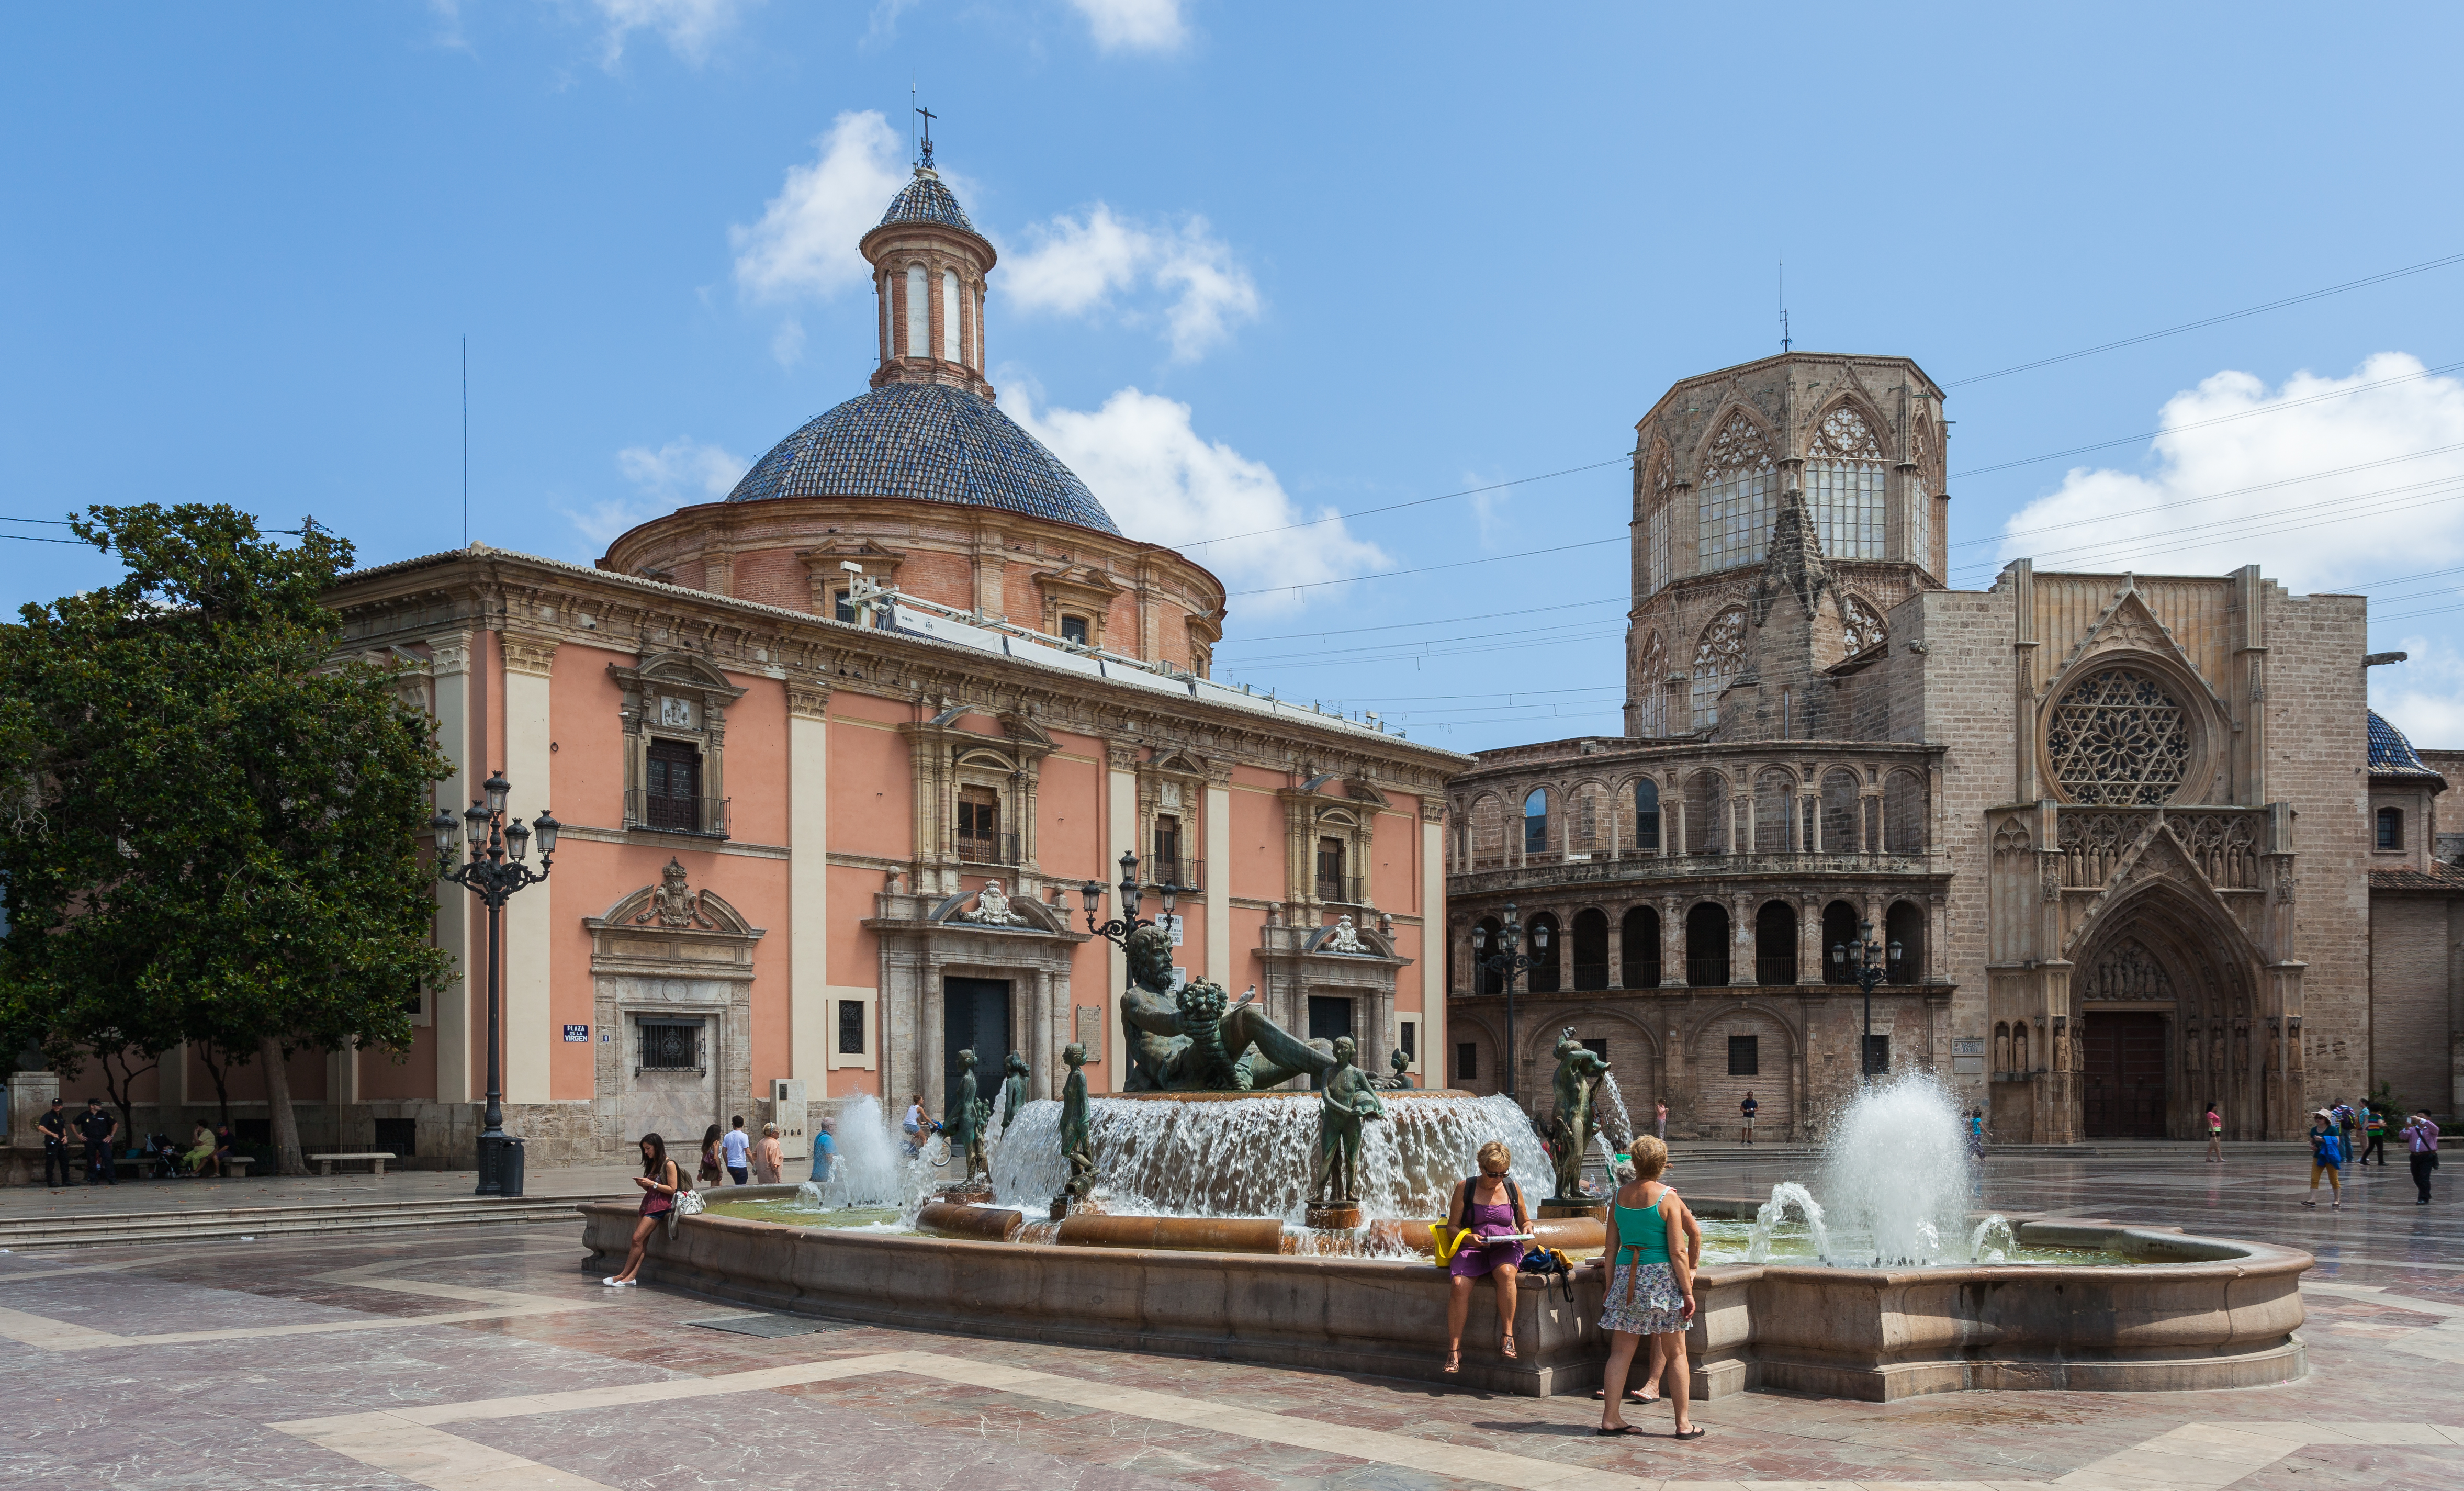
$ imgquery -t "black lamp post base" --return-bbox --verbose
[476,1133,526,1198]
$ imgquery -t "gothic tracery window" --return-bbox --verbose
[1841,593,1888,656]
[1634,631,1667,736]
[1690,606,1748,730]
[2047,667,2191,805]
[1645,447,1673,595]
[1804,404,1887,559]
[1696,413,1775,573]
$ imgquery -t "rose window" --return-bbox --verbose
[2046,668,2191,805]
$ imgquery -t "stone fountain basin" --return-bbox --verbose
[581,1195,2307,1400]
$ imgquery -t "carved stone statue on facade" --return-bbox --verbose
[1312,1036,1386,1206]
[963,879,1025,926]
[944,1049,991,1185]
[1119,922,1341,1092]
[635,858,714,930]
[1546,1030,1611,1203]
[1325,915,1366,954]
[1057,1042,1096,1208]
[999,1050,1030,1129]
[1370,1044,1416,1091]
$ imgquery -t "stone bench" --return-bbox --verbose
[311,1152,395,1176]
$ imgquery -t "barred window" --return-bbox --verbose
[639,1019,703,1072]
[1696,413,1775,573]
[838,1000,866,1055]
[1804,405,1887,559]
[1727,1034,1759,1075]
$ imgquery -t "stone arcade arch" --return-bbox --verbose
[2067,879,2271,1140]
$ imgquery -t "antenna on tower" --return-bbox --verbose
[1779,258,1792,353]
[916,104,937,170]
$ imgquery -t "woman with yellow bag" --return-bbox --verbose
[1437,1140,1534,1375]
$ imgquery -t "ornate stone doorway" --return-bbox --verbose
[2080,1011,2166,1138]
[2070,883,2270,1140]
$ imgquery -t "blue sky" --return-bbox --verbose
[7,3,2464,751]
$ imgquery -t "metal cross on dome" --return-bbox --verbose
[916,105,937,169]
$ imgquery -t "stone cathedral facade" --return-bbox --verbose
[1443,350,2459,1146]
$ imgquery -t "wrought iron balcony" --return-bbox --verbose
[1316,874,1366,905]
[1145,857,1205,892]
[624,790,730,839]
[957,831,1022,867]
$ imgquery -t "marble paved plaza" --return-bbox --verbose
[1,1148,2459,1490]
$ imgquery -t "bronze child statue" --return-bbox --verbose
[1313,1035,1387,1206]
[946,1049,991,1185]
[1058,1041,1095,1202]
[999,1050,1030,1131]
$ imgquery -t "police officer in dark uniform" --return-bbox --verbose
[36,1097,75,1187]
[75,1097,118,1185]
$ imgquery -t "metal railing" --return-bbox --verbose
[1755,955,1800,986]
[625,790,731,839]
[1686,956,1732,987]
[1146,857,1205,891]
[1317,875,1365,905]
[957,831,1022,866]
[1569,961,1610,992]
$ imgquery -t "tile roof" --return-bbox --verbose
[878,171,976,233]
[2369,864,2464,892]
[2369,710,2445,781]
[724,383,1119,533]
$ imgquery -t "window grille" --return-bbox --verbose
[1060,614,1090,646]
[1633,778,1660,851]
[1455,1041,1478,1081]
[2377,807,2403,850]
[957,786,1002,861]
[941,268,962,362]
[1727,1034,1759,1076]
[639,1019,703,1072]
[645,740,703,833]
[1696,412,1775,572]
[1909,476,1933,572]
[837,1000,865,1055]
[1315,837,1347,901]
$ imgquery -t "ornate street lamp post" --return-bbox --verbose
[1079,850,1180,965]
[431,771,560,1197]
[1830,918,1902,1087]
[1469,903,1548,1104]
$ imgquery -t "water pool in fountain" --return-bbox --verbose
[1697,1219,2132,1266]
[704,1199,905,1229]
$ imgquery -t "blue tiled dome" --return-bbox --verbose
[2369,710,2442,778]
[878,171,976,233]
[724,383,1120,534]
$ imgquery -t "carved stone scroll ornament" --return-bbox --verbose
[634,857,717,930]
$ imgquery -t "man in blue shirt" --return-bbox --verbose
[810,1118,837,1183]
[720,1116,752,1185]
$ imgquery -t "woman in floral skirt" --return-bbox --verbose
[1593,1135,1702,1439]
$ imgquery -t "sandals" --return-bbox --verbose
[1592,1387,1657,1402]
[1443,1349,1460,1376]
[1671,1426,1706,1440]
[1501,1335,1518,1360]
[1594,1424,1640,1436]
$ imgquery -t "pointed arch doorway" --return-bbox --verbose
[2072,891,2264,1140]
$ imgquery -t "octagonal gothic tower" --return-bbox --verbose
[1623,353,1947,741]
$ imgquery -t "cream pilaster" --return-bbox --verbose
[1420,799,1447,1088]
[426,631,477,1105]
[1105,742,1139,1091]
[787,681,834,1091]
[1203,771,1232,988]
[500,633,558,1106]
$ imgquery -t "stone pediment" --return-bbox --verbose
[2048,582,2225,714]
[590,859,760,938]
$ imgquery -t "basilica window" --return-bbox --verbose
[2377,806,2403,850]
[1696,412,1776,573]
[1842,594,1888,656]
[1060,614,1090,646]
[1641,447,1673,594]
[1690,607,1748,729]
[1523,788,1549,854]
[1909,475,1934,573]
[1633,632,1667,737]
[941,268,963,363]
[1633,778,1661,852]
[2046,667,2192,805]
[1804,404,1887,559]
[904,264,929,359]
[957,785,1003,863]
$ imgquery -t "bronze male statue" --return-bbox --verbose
[1117,923,1340,1091]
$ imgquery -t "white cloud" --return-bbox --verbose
[1992,353,2464,594]
[590,0,749,68]
[1008,386,1382,614]
[864,0,921,48]
[1002,206,1258,360]
[770,317,806,368]
[2373,636,2464,749]
[730,111,907,301]
[1069,0,1187,52]
[566,438,749,547]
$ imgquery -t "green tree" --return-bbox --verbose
[0,505,453,1174]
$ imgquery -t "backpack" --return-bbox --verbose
[1518,1244,1577,1304]
[1451,1174,1524,1231]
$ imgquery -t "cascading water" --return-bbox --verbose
[1968,1214,2016,1264]
[1815,1072,1989,1265]
[793,1094,906,1209]
[1745,1181,1830,1263]
[986,1092,1550,1221]
[1593,1072,1636,1151]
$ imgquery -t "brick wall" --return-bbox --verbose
[2268,592,2371,1103]
[2369,897,2455,1114]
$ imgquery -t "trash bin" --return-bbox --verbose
[476,1134,527,1198]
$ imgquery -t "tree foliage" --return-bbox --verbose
[0,505,452,1173]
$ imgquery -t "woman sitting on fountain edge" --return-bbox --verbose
[1443,1140,1533,1374]
[1595,1136,1702,1439]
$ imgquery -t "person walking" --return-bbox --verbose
[1654,1100,1668,1142]
[720,1116,752,1185]
[2361,1105,2389,1167]
[753,1122,784,1184]
[2204,1102,2223,1163]
[36,1098,74,1188]
[1966,1108,1986,1160]
[1738,1093,1757,1145]
[810,1118,837,1183]
[76,1098,119,1186]
[696,1124,725,1189]
[1440,1140,1532,1375]
[1594,1135,1703,1440]
[2305,1109,2344,1208]
[2403,1109,2440,1204]
[607,1134,683,1286]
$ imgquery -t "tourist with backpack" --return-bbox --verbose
[1594,1135,1702,1440]
[2403,1110,2440,1204]
[2306,1110,2344,1209]
[1439,1140,1532,1375]
[2361,1105,2389,1167]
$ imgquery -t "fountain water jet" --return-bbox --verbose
[1817,1071,1976,1265]
[1745,1181,1830,1263]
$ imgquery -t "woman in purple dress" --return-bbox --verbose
[1443,1139,1533,1374]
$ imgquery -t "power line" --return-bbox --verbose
[1223,615,1624,666]
[1944,251,2464,388]
[1224,534,1624,597]
[1951,473,2464,580]
[1184,457,1629,551]
[0,532,87,546]
[1310,684,1626,705]
[0,516,73,526]
[1949,359,2464,480]
[1954,483,2464,580]
[1217,595,1625,645]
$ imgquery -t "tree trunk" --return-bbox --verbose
[100,1047,157,1152]
[201,1045,235,1128]
[258,1035,307,1175]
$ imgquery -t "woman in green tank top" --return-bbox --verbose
[1593,1135,1702,1439]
